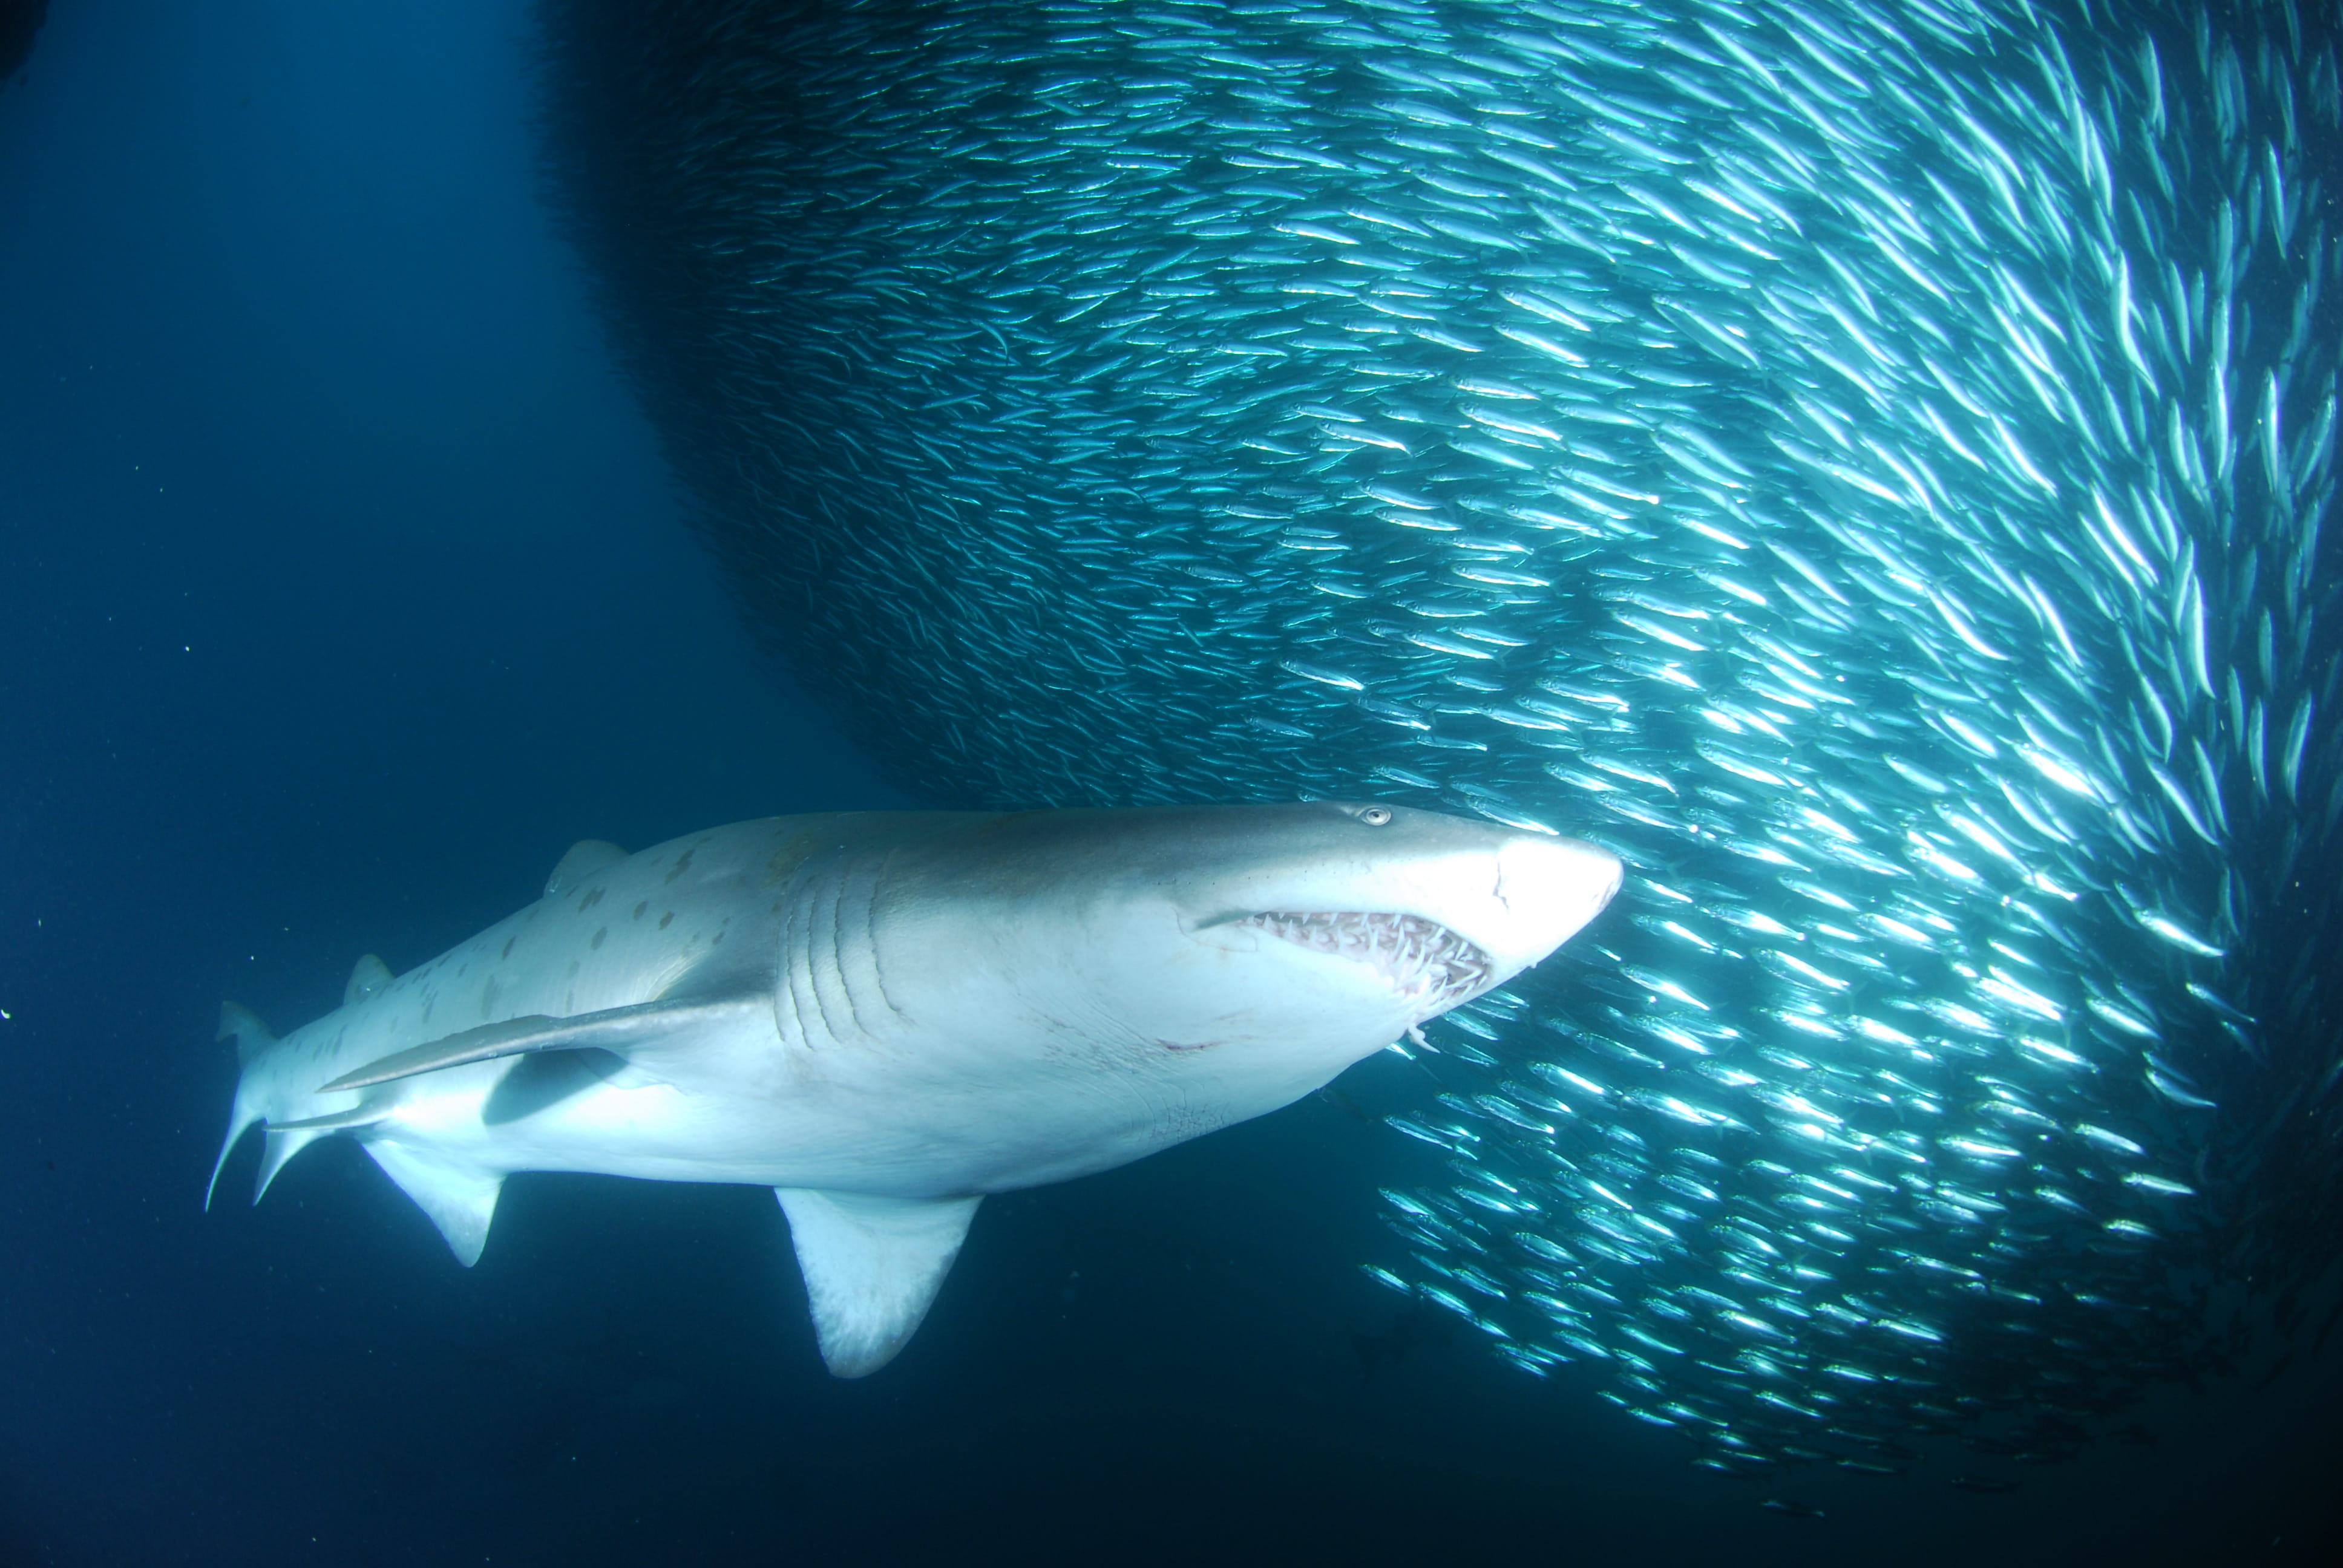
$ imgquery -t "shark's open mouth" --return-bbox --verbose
[1237,911,1493,1014]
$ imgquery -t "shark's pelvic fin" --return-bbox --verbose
[544,839,629,898]
[344,954,394,1008]
[479,1047,626,1125]
[364,1142,505,1267]
[314,993,764,1093]
[205,1001,280,1210]
[775,1188,982,1378]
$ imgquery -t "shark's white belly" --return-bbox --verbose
[370,1023,1309,1198]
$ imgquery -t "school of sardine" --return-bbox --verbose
[539,0,2343,1474]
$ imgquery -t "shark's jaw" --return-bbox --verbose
[1230,910,1493,1018]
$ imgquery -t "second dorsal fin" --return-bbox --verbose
[344,953,394,1008]
[545,839,629,898]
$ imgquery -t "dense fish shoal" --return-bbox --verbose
[538,0,2343,1475]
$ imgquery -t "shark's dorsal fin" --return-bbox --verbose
[774,1188,982,1377]
[364,1142,505,1267]
[545,839,629,898]
[217,1001,276,1066]
[344,954,394,1008]
[313,993,765,1093]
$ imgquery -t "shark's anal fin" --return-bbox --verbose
[254,1127,330,1204]
[344,954,394,1008]
[545,839,628,898]
[315,993,765,1093]
[364,1142,505,1267]
[774,1189,981,1378]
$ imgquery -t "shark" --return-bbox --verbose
[208,802,1622,1376]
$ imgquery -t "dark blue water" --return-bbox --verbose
[1,4,2336,1564]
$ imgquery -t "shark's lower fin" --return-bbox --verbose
[774,1187,981,1378]
[205,1001,280,1210]
[254,1126,332,1204]
[206,1116,258,1212]
[365,1142,505,1267]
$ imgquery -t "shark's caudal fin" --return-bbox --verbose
[205,1001,277,1210]
[775,1188,982,1377]
[365,1142,505,1267]
[218,1001,275,1065]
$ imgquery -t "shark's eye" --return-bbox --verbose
[1358,806,1392,826]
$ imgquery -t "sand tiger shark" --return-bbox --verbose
[208,802,1621,1375]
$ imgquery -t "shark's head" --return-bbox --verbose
[859,802,1622,1162]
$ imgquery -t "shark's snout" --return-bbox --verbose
[1480,833,1625,978]
[1187,822,1620,1023]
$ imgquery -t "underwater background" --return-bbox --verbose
[2,1,2339,1564]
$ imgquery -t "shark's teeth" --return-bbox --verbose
[1239,911,1492,1016]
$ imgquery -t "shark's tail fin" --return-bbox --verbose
[205,1001,275,1209]
[218,1001,275,1065]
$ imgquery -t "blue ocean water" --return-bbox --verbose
[0,2,2337,1565]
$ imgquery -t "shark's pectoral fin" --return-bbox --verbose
[775,1188,981,1378]
[315,993,765,1093]
[364,1142,505,1267]
[266,1105,391,1133]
